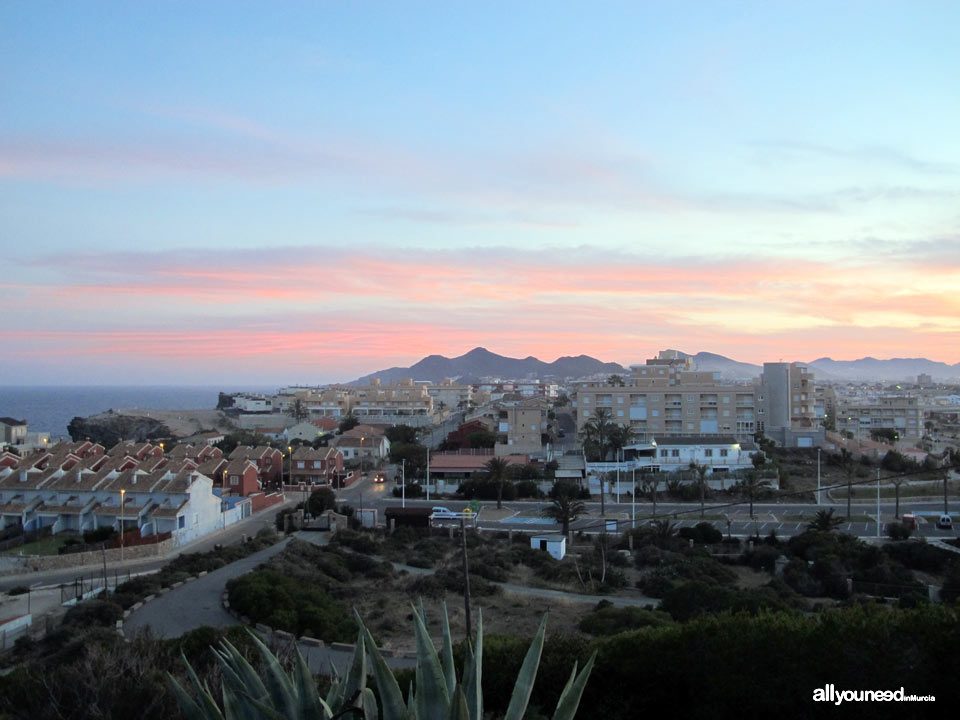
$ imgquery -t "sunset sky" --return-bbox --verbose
[2,1,958,384]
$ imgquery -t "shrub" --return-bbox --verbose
[678,522,723,545]
[515,479,543,498]
[62,599,123,629]
[392,483,424,498]
[579,605,673,636]
[885,522,913,541]
[83,526,116,544]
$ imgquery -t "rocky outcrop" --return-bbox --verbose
[67,413,172,445]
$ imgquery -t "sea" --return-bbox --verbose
[0,386,278,441]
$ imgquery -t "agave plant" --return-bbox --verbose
[169,602,595,720]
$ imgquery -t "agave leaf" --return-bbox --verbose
[503,614,547,720]
[167,671,217,720]
[418,597,427,625]
[462,609,482,720]
[221,681,264,720]
[412,604,449,720]
[440,602,456,698]
[340,628,368,712]
[406,681,416,716]
[218,637,268,700]
[326,662,344,711]
[354,610,407,720]
[361,687,380,720]
[246,632,299,719]
[180,652,227,720]
[295,645,334,719]
[447,685,470,720]
[245,694,289,720]
[550,652,596,720]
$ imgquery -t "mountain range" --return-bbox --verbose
[348,348,960,385]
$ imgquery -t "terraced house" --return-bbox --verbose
[0,441,223,545]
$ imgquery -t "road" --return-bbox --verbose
[334,471,959,540]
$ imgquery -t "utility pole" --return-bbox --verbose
[460,516,472,642]
[401,458,406,508]
[877,467,881,539]
[817,448,821,506]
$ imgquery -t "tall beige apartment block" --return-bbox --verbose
[572,352,756,439]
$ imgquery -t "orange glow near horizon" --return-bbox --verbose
[4,243,959,382]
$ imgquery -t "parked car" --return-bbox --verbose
[936,514,953,530]
[431,506,456,518]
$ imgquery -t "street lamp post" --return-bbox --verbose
[287,445,292,490]
[631,466,636,529]
[360,437,365,482]
[817,448,821,506]
[402,458,406,508]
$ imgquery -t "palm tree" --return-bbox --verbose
[542,481,587,535]
[806,508,843,532]
[690,461,709,519]
[608,374,625,387]
[744,456,771,519]
[585,407,613,461]
[288,398,308,423]
[485,457,510,510]
[585,407,613,516]
[608,423,636,458]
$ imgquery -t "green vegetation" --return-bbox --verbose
[14,534,71,556]
[171,605,595,720]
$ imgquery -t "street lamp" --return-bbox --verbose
[402,457,406,508]
[287,446,292,490]
[360,437,365,481]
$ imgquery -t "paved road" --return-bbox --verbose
[123,538,292,638]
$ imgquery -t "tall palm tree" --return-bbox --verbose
[838,448,856,518]
[586,407,613,461]
[542,481,587,535]
[608,424,636,458]
[288,398,308,423]
[485,457,510,510]
[690,461,709,519]
[743,470,771,519]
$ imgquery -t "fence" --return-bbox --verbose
[60,569,133,605]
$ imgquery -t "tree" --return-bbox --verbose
[806,508,842,533]
[288,398,308,423]
[338,414,359,433]
[306,487,337,516]
[891,475,906,518]
[542,481,587,535]
[385,424,418,444]
[467,430,497,449]
[608,374,625,387]
[586,407,613,517]
[838,448,856,518]
[689,462,709,519]
[744,454,771,520]
[608,424,636,459]
[870,427,898,444]
[485,457,511,510]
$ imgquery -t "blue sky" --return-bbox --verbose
[2,1,958,383]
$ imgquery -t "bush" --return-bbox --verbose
[83,526,116,544]
[885,522,913,541]
[514,480,543,498]
[7,586,28,596]
[579,605,673,636]
[62,599,123,629]
[677,522,723,545]
[391,483,424,498]
[660,581,792,622]
[306,487,337,516]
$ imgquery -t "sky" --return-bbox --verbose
[2,1,959,385]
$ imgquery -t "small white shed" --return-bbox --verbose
[530,534,566,560]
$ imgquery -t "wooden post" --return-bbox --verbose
[460,516,472,642]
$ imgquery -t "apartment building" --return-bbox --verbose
[494,399,546,456]
[426,379,473,410]
[756,362,824,447]
[836,395,924,443]
[573,352,757,439]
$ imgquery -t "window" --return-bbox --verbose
[687,408,694,415]
[617,410,624,417]
[652,410,659,417]
[230,476,239,486]
[687,394,695,402]
[671,449,680,457]
[178,516,185,529]
[583,396,591,403]
[720,449,729,457]
[618,396,624,403]
[705,449,713,457]
[297,461,305,469]
[660,449,668,457]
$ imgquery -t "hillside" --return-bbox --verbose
[349,347,626,384]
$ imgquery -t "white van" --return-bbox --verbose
[936,514,953,530]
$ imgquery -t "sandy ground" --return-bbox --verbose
[108,408,233,438]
